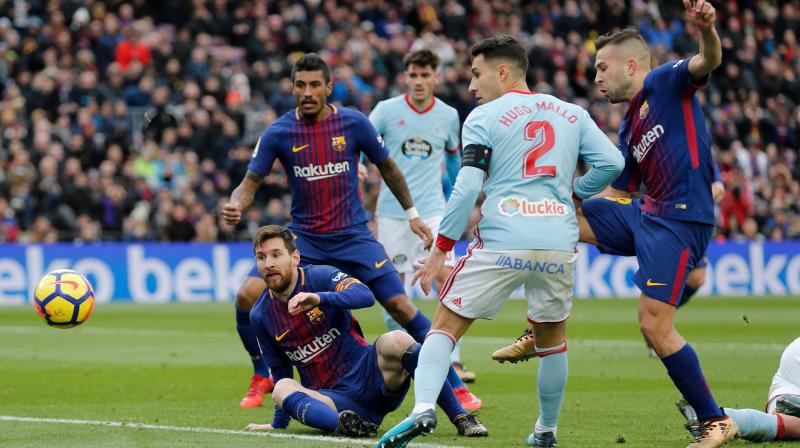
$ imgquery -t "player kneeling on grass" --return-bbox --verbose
[244,225,486,438]
[676,337,800,443]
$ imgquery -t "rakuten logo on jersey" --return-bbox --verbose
[498,197,568,217]
[293,161,351,181]
[285,327,341,364]
[631,124,664,162]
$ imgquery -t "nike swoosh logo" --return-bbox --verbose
[275,329,290,341]
[51,280,79,290]
[646,279,668,287]
[374,259,388,269]
[292,144,309,153]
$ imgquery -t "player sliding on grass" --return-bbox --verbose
[242,225,487,438]
[222,53,479,410]
[377,35,623,448]
[496,1,736,447]
[677,337,800,442]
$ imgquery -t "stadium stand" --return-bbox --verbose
[0,0,797,243]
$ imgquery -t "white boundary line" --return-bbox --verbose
[0,325,788,351]
[0,415,466,448]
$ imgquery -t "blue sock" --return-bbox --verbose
[281,391,339,432]
[236,308,269,377]
[413,331,455,411]
[661,344,723,420]
[723,407,778,442]
[402,311,467,389]
[535,344,568,431]
[402,342,466,421]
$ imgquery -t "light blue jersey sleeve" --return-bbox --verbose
[437,109,487,240]
[368,101,386,135]
[573,109,625,199]
[444,110,461,189]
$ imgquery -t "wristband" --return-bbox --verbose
[405,207,419,220]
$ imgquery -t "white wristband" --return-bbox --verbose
[405,207,419,220]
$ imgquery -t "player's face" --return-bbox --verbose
[293,70,333,120]
[468,54,501,105]
[405,64,439,103]
[594,45,632,104]
[255,237,300,294]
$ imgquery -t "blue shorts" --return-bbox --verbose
[247,224,406,303]
[318,342,408,426]
[582,197,712,306]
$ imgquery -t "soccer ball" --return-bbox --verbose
[33,269,95,329]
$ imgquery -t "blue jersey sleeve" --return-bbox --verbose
[646,59,708,95]
[712,159,722,183]
[310,265,376,309]
[355,112,389,164]
[247,127,279,175]
[611,148,641,192]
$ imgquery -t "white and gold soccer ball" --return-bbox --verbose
[33,269,95,329]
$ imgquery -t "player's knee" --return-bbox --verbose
[272,378,298,405]
[686,267,706,290]
[639,315,666,339]
[378,330,415,360]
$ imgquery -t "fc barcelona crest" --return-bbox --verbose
[306,306,325,324]
[639,100,649,119]
[331,135,347,151]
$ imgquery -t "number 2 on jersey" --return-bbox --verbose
[522,121,556,178]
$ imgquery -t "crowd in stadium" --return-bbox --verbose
[0,0,798,243]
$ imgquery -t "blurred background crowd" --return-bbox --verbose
[0,0,798,243]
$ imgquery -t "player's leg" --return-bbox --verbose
[235,267,273,408]
[379,248,518,447]
[374,330,488,437]
[678,399,800,442]
[522,249,575,448]
[635,215,737,447]
[267,378,340,432]
[376,216,412,332]
[680,260,708,309]
[767,338,800,416]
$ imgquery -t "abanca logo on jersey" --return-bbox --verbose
[631,124,664,162]
[285,327,341,364]
[293,161,351,181]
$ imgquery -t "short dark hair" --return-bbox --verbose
[291,53,330,83]
[253,225,297,254]
[595,28,648,52]
[470,35,528,73]
[403,49,441,71]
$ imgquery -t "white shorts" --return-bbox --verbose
[767,337,800,413]
[439,244,576,321]
[376,216,455,273]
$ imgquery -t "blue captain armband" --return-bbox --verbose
[461,144,492,172]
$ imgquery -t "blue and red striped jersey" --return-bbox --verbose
[248,105,389,233]
[612,59,716,225]
[250,265,370,390]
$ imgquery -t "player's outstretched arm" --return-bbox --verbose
[684,0,722,79]
[375,157,434,249]
[221,170,264,225]
[574,112,626,199]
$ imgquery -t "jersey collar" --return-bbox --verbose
[294,104,338,121]
[404,93,436,114]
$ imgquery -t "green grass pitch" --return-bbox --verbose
[0,297,797,447]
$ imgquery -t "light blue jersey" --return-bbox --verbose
[438,91,625,252]
[369,95,460,219]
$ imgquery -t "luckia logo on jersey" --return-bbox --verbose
[498,197,568,217]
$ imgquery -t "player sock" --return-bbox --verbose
[401,342,467,420]
[678,285,698,308]
[402,311,468,389]
[661,343,723,420]
[281,391,339,432]
[723,407,778,442]
[235,307,269,377]
[450,338,463,364]
[535,343,568,430]
[414,331,455,409]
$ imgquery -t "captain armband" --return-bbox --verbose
[461,144,492,172]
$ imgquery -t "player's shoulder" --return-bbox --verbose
[305,264,349,284]
[335,105,369,123]
[261,110,296,136]
[644,59,687,88]
[376,95,407,110]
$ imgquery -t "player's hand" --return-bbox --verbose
[683,0,716,31]
[411,250,446,296]
[221,201,242,226]
[245,423,274,431]
[712,181,725,203]
[288,292,321,316]
[357,163,368,182]
[410,217,433,250]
